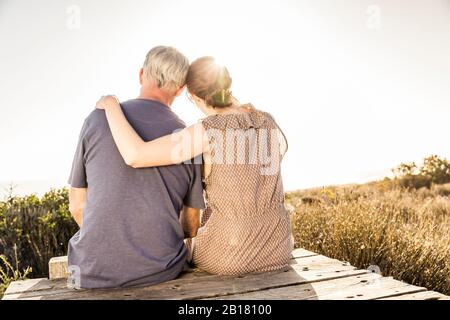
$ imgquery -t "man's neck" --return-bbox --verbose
[138,87,174,107]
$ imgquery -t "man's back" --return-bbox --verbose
[67,99,204,289]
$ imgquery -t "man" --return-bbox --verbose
[67,46,205,289]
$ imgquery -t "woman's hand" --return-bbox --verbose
[96,95,120,110]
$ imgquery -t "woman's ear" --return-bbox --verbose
[193,96,209,112]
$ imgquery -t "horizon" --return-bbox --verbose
[1,0,450,195]
[0,176,377,198]
[0,153,434,198]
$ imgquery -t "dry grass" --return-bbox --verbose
[286,182,450,295]
[0,246,32,298]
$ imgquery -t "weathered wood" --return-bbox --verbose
[378,291,450,300]
[47,253,251,281]
[291,248,318,259]
[3,278,52,296]
[2,292,49,300]
[36,270,369,300]
[209,273,427,300]
[41,248,317,283]
[49,256,70,280]
[2,254,341,300]
[3,254,367,300]
[2,268,214,300]
[3,248,449,300]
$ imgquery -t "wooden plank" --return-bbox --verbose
[5,254,367,300]
[56,270,369,301]
[2,292,49,300]
[41,248,317,281]
[3,248,318,298]
[3,278,52,296]
[209,273,427,300]
[1,268,214,300]
[291,248,319,259]
[290,254,351,268]
[308,275,427,300]
[379,291,450,300]
[7,247,445,301]
[49,256,70,280]
[46,255,211,280]
[3,253,329,299]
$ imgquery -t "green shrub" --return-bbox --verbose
[0,188,78,279]
[421,155,450,184]
[393,155,450,189]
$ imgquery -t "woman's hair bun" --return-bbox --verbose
[186,56,234,108]
[206,88,233,108]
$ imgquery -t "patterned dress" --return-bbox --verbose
[189,105,294,275]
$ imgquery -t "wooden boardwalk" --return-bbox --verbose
[2,248,449,300]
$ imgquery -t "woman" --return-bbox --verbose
[96,56,293,275]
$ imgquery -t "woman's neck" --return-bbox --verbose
[211,102,250,115]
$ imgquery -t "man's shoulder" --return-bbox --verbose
[79,99,186,139]
[121,99,187,129]
[84,109,107,127]
[79,110,108,138]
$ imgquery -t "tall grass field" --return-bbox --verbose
[287,181,450,296]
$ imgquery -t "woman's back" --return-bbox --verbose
[191,106,293,275]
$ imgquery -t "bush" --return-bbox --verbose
[393,155,450,189]
[0,188,78,280]
[421,155,450,184]
[395,174,432,189]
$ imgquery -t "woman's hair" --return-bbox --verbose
[186,56,233,108]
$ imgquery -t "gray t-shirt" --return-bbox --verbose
[67,99,205,289]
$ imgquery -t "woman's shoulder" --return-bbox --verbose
[200,104,277,130]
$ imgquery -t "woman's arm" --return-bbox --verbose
[96,95,207,168]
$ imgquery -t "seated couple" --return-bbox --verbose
[67,46,294,289]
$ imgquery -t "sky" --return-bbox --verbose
[0,0,450,196]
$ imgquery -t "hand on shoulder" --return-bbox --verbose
[96,95,120,110]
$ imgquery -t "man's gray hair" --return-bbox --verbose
[142,46,189,93]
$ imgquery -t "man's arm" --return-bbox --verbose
[180,206,201,238]
[68,118,89,227]
[69,187,87,227]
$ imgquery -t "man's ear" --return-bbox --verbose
[174,85,186,98]
[139,68,144,85]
